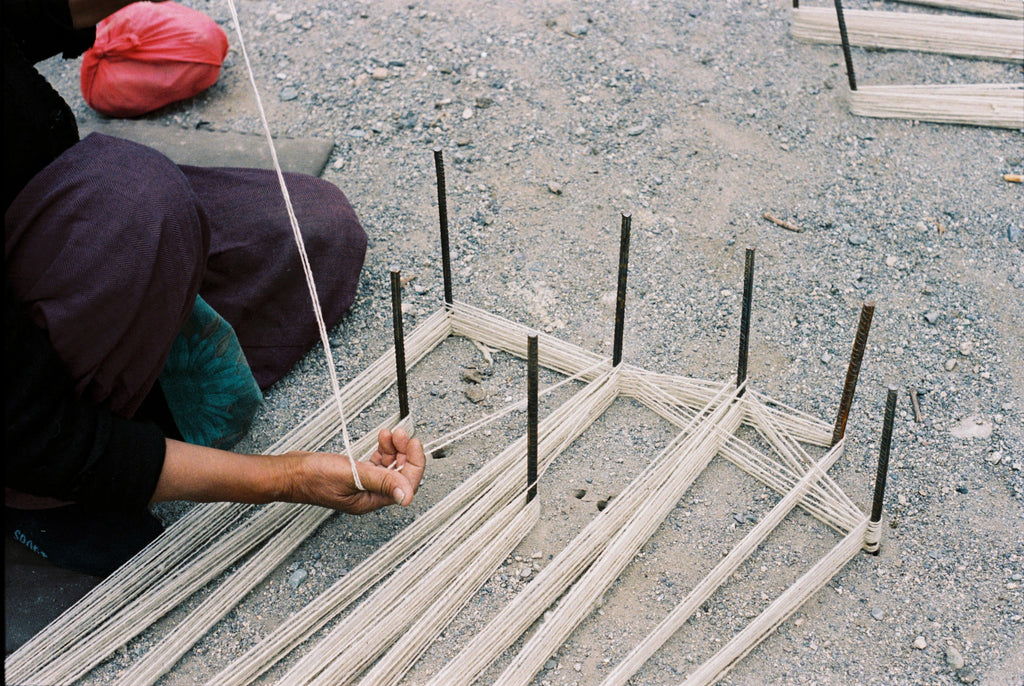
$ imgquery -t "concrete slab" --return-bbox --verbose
[79,119,335,176]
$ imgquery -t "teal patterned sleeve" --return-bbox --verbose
[158,296,263,449]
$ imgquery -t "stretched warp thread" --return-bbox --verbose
[599,437,847,686]
[494,389,745,685]
[3,307,450,685]
[220,0,362,486]
[849,83,1024,129]
[6,297,873,685]
[889,0,1023,18]
[423,381,737,686]
[790,7,1024,62]
[112,415,411,686]
[206,362,621,685]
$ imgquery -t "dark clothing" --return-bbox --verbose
[6,281,167,510]
[2,0,165,510]
[2,0,94,211]
[4,1,367,509]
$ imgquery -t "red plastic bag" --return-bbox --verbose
[81,2,229,118]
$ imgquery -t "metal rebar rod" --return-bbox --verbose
[870,386,898,529]
[612,212,632,367]
[831,301,875,446]
[433,147,453,305]
[527,335,539,503]
[390,269,410,419]
[833,0,857,91]
[737,247,755,395]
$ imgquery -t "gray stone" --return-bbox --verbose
[945,646,965,670]
[288,569,308,588]
[957,667,978,683]
[278,86,299,101]
[847,233,868,246]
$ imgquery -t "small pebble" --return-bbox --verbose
[945,646,965,670]
[957,667,978,683]
[464,386,486,403]
[547,181,563,195]
[848,233,868,246]
[288,568,308,589]
[924,311,940,325]
[914,635,927,650]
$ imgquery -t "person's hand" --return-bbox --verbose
[287,427,426,514]
[153,429,425,513]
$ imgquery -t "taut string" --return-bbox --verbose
[222,0,362,489]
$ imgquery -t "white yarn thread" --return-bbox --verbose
[222,0,362,490]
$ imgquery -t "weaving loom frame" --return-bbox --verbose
[7,289,883,685]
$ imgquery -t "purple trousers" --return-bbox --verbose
[5,132,367,418]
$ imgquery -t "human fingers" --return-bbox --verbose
[372,428,398,468]
[356,460,415,506]
[396,436,425,498]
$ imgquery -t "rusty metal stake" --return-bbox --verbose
[869,386,898,555]
[390,269,410,419]
[527,335,539,503]
[612,212,632,367]
[834,0,858,90]
[433,147,453,305]
[737,247,755,396]
[832,301,875,446]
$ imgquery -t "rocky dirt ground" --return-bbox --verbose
[35,0,1023,684]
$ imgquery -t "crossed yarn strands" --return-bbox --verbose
[5,300,879,685]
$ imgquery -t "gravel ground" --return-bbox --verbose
[37,0,1023,684]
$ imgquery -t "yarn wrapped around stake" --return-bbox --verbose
[80,1,229,118]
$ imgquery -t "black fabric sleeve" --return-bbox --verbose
[5,282,167,511]
[2,0,96,62]
[2,0,91,211]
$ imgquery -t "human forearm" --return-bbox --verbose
[152,428,426,515]
[152,439,296,504]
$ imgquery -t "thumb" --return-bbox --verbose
[356,461,409,505]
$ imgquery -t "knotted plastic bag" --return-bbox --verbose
[81,2,229,118]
